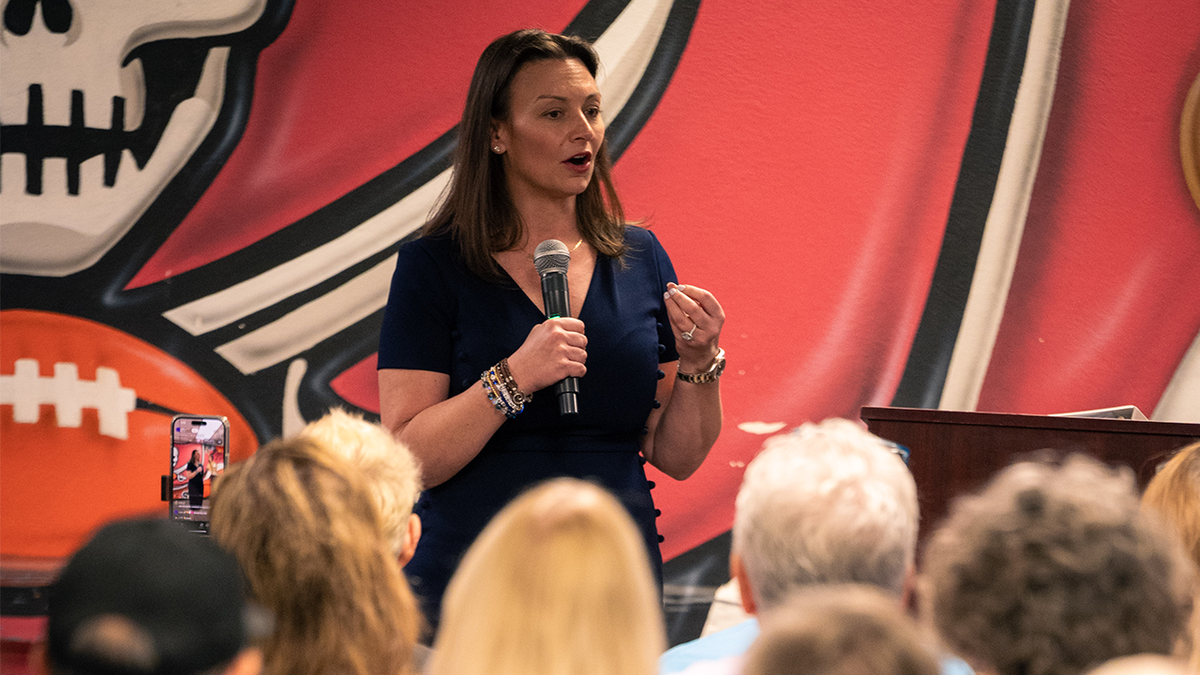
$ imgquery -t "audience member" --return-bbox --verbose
[429,477,665,675]
[1083,655,1188,675]
[211,436,422,675]
[1141,440,1200,669]
[299,407,424,565]
[36,517,264,675]
[921,453,1193,675]
[660,418,954,675]
[743,584,940,675]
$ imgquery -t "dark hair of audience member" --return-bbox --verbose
[211,436,422,675]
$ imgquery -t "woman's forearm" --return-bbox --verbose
[646,364,722,480]
[380,369,508,488]
[397,387,507,487]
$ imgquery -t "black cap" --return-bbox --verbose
[47,518,253,675]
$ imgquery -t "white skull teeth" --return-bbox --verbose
[10,85,134,195]
[0,0,268,277]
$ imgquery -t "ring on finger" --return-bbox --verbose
[681,322,697,341]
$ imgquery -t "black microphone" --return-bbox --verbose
[533,239,580,415]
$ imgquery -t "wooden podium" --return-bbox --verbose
[860,406,1200,545]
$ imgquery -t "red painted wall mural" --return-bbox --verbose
[2,0,1199,649]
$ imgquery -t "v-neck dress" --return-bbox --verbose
[378,225,679,627]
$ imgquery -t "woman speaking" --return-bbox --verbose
[378,28,725,629]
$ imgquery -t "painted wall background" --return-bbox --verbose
[2,0,1199,629]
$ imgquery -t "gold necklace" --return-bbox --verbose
[524,238,584,261]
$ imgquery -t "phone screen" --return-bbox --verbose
[169,415,230,535]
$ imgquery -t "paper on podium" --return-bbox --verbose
[1050,405,1148,420]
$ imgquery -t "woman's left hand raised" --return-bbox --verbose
[664,282,725,371]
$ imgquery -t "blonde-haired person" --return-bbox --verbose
[211,437,422,675]
[428,477,665,675]
[1141,441,1200,669]
[300,407,423,565]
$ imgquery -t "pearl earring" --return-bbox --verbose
[493,145,502,153]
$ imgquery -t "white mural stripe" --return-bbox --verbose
[165,0,673,342]
[593,0,674,115]
[214,257,396,374]
[1153,329,1200,423]
[939,0,1071,411]
[164,173,446,336]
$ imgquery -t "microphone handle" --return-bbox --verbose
[540,272,580,415]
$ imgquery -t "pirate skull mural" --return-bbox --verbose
[1,0,270,275]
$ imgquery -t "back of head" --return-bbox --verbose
[1084,655,1189,675]
[744,584,940,675]
[1140,441,1200,672]
[210,437,421,675]
[1142,441,1200,571]
[47,517,253,675]
[922,454,1193,675]
[299,407,422,556]
[430,478,665,675]
[733,419,918,612]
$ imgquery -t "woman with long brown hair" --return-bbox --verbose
[211,436,422,675]
[377,28,726,629]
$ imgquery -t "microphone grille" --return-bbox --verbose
[533,239,571,276]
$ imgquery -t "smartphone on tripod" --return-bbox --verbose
[167,415,229,535]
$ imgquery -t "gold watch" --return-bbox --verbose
[676,348,726,384]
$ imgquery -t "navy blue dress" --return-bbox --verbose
[377,225,678,628]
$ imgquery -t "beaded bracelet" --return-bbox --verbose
[494,358,530,408]
[481,358,531,419]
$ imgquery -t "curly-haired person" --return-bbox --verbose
[921,453,1194,675]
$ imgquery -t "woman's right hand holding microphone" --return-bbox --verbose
[505,318,588,395]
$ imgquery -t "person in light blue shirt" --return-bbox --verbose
[659,419,972,675]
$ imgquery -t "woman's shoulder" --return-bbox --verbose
[619,224,671,265]
[399,231,455,258]
[394,232,463,276]
[622,223,660,247]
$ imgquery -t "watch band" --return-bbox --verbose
[676,348,726,384]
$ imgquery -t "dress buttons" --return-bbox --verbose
[652,399,661,409]
[656,322,664,330]
[450,330,461,339]
[656,369,665,380]
[419,500,431,510]
[657,534,665,543]
[647,481,656,489]
[658,343,666,355]
[655,509,662,517]
[639,455,647,465]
